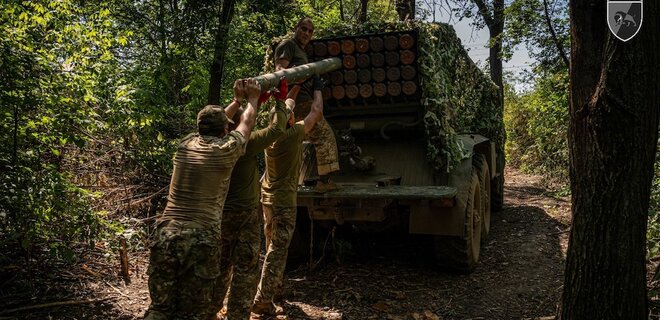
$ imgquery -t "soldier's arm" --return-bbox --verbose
[243,100,290,156]
[234,79,261,139]
[224,79,245,119]
[309,74,323,117]
[275,59,290,71]
[274,41,295,71]
[304,90,323,134]
[288,84,301,103]
[304,76,324,134]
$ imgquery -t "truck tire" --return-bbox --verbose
[473,154,491,239]
[434,170,482,273]
[491,151,505,212]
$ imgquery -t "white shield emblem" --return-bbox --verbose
[607,0,643,42]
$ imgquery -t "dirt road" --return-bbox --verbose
[278,168,570,320]
[0,169,571,319]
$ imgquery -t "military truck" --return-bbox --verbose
[262,22,505,273]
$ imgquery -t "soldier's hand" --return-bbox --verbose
[233,79,246,103]
[245,79,261,103]
[258,91,272,105]
[273,77,289,101]
[313,74,323,91]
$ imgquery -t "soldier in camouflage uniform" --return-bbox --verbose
[211,79,292,320]
[144,79,262,320]
[252,80,326,316]
[274,17,340,192]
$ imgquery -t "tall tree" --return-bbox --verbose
[472,0,504,103]
[561,1,659,319]
[428,0,505,100]
[468,0,505,211]
[208,0,238,105]
[359,0,368,22]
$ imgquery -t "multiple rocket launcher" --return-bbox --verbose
[254,31,420,109]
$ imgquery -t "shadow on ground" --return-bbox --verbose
[0,250,141,320]
[279,202,569,320]
[0,169,571,320]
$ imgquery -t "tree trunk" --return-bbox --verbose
[560,1,659,319]
[488,28,502,102]
[472,0,505,205]
[396,0,415,21]
[359,0,368,23]
[472,0,504,107]
[339,0,345,20]
[12,104,18,167]
[490,0,503,106]
[207,0,237,105]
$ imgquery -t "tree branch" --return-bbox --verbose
[472,0,494,27]
[543,0,569,69]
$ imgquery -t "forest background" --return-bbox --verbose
[0,0,658,301]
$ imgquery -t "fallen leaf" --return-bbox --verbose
[389,290,406,300]
[372,300,390,312]
[423,310,440,320]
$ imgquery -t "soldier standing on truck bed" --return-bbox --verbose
[210,78,292,320]
[252,80,325,316]
[274,16,341,193]
[143,79,262,320]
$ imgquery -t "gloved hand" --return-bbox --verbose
[313,74,323,91]
[273,78,289,101]
[258,91,272,105]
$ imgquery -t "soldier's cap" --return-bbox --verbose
[197,105,234,132]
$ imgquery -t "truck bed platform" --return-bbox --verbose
[298,184,457,200]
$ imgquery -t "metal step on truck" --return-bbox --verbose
[260,22,505,273]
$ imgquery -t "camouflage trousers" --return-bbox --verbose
[213,208,262,320]
[294,100,340,175]
[253,205,297,305]
[144,223,223,320]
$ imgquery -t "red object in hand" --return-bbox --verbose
[273,78,289,101]
[258,91,272,105]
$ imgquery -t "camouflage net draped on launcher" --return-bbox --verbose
[263,21,504,173]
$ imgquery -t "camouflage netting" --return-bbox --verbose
[263,21,504,173]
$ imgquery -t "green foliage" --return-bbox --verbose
[0,0,510,264]
[108,0,222,181]
[294,0,398,27]
[504,0,570,71]
[0,167,115,261]
[0,0,128,256]
[504,70,569,180]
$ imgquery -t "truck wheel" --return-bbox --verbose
[434,170,482,273]
[491,151,505,212]
[473,154,491,239]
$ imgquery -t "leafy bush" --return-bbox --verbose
[0,0,127,259]
[0,167,115,261]
[504,70,569,181]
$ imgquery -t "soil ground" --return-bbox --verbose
[0,168,573,320]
